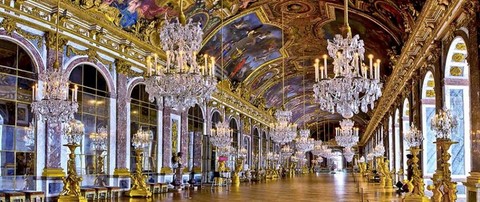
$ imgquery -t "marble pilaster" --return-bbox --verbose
[181,110,189,169]
[113,73,129,176]
[161,107,172,172]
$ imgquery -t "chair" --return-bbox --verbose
[22,190,44,202]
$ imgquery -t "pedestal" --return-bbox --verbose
[464,172,480,202]
[127,149,151,198]
[403,195,430,202]
[58,144,87,202]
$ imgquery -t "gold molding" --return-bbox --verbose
[0,16,43,47]
[66,45,113,70]
[360,0,468,145]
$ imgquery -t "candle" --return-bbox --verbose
[314,59,319,82]
[320,66,325,79]
[204,54,208,73]
[368,54,373,79]
[74,84,78,101]
[211,56,215,76]
[323,55,328,78]
[376,59,381,80]
[32,84,36,101]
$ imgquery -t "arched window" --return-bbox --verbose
[0,39,36,181]
[69,64,110,177]
[188,104,203,171]
[262,131,267,168]
[129,84,157,172]
[402,99,410,172]
[229,119,238,152]
[394,109,401,171]
[421,71,436,176]
[207,112,221,173]
[253,128,259,167]
[444,37,470,177]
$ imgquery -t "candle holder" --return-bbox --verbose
[233,148,247,185]
[428,108,458,201]
[403,125,429,201]
[58,119,87,202]
[126,128,152,198]
[90,126,108,187]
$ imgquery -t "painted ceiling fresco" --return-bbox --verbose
[199,12,283,85]
[93,0,425,133]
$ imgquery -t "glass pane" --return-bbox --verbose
[16,103,31,127]
[1,125,15,150]
[0,151,15,175]
[16,78,34,102]
[16,126,34,152]
[0,41,17,67]
[17,47,34,74]
[0,74,17,100]
[82,93,96,114]
[150,109,157,125]
[96,97,108,116]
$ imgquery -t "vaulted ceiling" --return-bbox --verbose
[99,0,426,138]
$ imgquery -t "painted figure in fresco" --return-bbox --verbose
[117,0,142,28]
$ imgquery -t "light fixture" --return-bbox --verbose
[90,126,108,151]
[63,119,85,145]
[128,128,153,197]
[210,120,233,149]
[295,61,314,152]
[280,145,293,158]
[270,9,297,144]
[431,107,458,139]
[313,0,382,118]
[404,124,423,148]
[343,147,355,162]
[373,143,385,157]
[295,129,314,152]
[32,3,78,124]
[144,0,216,111]
[311,140,323,156]
[132,128,153,149]
[335,119,359,148]
[238,147,248,159]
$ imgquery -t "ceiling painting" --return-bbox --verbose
[200,11,283,85]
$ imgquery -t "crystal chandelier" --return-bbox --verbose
[431,107,458,139]
[335,119,359,148]
[270,110,297,144]
[366,153,374,161]
[343,147,355,162]
[373,143,385,157]
[358,156,365,163]
[280,145,294,157]
[90,126,108,151]
[320,145,334,159]
[32,8,78,124]
[404,124,423,147]
[238,147,248,159]
[145,0,216,111]
[132,128,153,149]
[63,119,84,144]
[311,140,323,156]
[313,0,382,118]
[210,120,233,149]
[295,129,314,152]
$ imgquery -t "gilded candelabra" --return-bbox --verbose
[428,108,458,202]
[233,148,247,185]
[90,126,108,187]
[403,124,428,201]
[127,128,152,197]
[58,120,86,202]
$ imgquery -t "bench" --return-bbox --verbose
[21,190,44,202]
[105,186,121,198]
[148,183,161,194]
[94,187,108,199]
[80,187,96,200]
[4,191,25,202]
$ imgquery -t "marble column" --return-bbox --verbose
[181,110,189,169]
[161,107,172,173]
[465,5,480,201]
[41,33,65,177]
[113,73,130,176]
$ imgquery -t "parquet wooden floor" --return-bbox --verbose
[118,173,407,202]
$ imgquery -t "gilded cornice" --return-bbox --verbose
[66,45,113,69]
[0,0,275,130]
[360,0,468,146]
[0,16,43,47]
[213,80,275,127]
